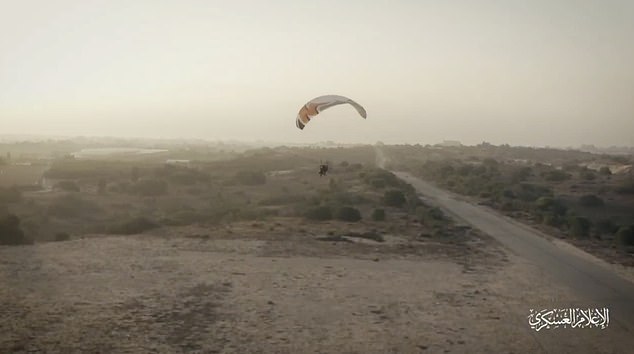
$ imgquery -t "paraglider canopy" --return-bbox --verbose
[296,95,366,130]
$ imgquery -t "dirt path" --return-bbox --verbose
[1,231,632,353]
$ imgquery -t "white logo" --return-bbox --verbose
[528,308,609,331]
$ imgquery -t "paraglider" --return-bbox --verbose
[318,161,329,177]
[295,95,367,176]
[295,95,366,130]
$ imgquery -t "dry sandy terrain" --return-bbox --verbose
[2,222,632,353]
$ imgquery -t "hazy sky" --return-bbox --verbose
[1,0,633,146]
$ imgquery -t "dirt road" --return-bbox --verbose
[394,171,634,351]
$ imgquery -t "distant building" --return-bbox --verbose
[438,140,462,147]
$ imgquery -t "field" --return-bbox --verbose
[1,141,633,353]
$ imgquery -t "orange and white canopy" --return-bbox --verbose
[296,95,367,130]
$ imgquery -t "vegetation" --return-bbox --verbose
[54,232,71,242]
[615,226,634,247]
[47,194,101,219]
[384,190,406,207]
[234,170,267,185]
[131,178,168,196]
[578,194,604,208]
[305,206,333,221]
[334,206,362,222]
[0,214,29,245]
[383,144,633,264]
[371,208,386,221]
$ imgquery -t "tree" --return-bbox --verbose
[0,214,28,245]
[384,190,406,207]
[578,194,604,208]
[371,208,386,221]
[567,216,592,238]
[615,226,634,247]
[335,206,362,222]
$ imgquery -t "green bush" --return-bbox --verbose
[0,214,29,245]
[615,226,634,247]
[567,216,592,238]
[542,214,563,227]
[305,206,332,221]
[533,197,567,215]
[371,208,386,221]
[596,219,618,234]
[335,206,362,222]
[510,167,532,183]
[384,190,406,207]
[578,194,604,207]
[109,217,159,235]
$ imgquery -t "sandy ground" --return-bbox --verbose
[1,227,632,353]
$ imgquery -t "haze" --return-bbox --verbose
[1,0,633,147]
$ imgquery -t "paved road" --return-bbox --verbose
[393,171,634,334]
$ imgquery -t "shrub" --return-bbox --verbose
[258,194,306,206]
[132,178,168,196]
[596,219,618,234]
[567,216,592,238]
[47,194,101,219]
[54,232,70,242]
[305,206,332,221]
[579,170,596,181]
[384,190,406,207]
[514,183,553,202]
[235,170,266,185]
[542,170,571,182]
[542,214,563,227]
[0,214,29,245]
[370,178,386,188]
[371,208,386,221]
[578,194,604,207]
[533,197,567,215]
[510,167,532,183]
[534,197,554,210]
[335,206,362,222]
[615,226,634,247]
[109,217,159,235]
[614,181,634,195]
